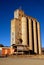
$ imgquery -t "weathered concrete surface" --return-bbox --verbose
[0,55,44,65]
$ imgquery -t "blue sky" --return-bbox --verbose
[0,0,44,47]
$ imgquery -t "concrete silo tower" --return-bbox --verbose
[11,9,42,54]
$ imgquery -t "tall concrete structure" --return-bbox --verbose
[11,9,42,54]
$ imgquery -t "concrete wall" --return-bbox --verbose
[14,9,24,20]
[33,20,37,53]
[11,9,42,54]
[28,19,33,50]
[37,22,42,54]
[21,17,27,45]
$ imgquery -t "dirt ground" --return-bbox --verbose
[0,55,44,65]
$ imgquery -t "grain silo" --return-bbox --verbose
[21,17,27,45]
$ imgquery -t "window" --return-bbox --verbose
[22,15,23,17]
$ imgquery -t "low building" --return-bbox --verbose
[0,47,14,56]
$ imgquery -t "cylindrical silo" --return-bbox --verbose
[28,19,33,50]
[21,17,27,45]
[37,22,41,54]
[33,20,37,53]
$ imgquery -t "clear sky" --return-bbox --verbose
[0,0,44,47]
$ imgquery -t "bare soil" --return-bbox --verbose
[0,55,44,65]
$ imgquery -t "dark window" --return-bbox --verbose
[22,15,23,17]
[19,14,21,16]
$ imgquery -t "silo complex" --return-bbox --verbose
[11,9,42,54]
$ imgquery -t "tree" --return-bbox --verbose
[0,44,4,47]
